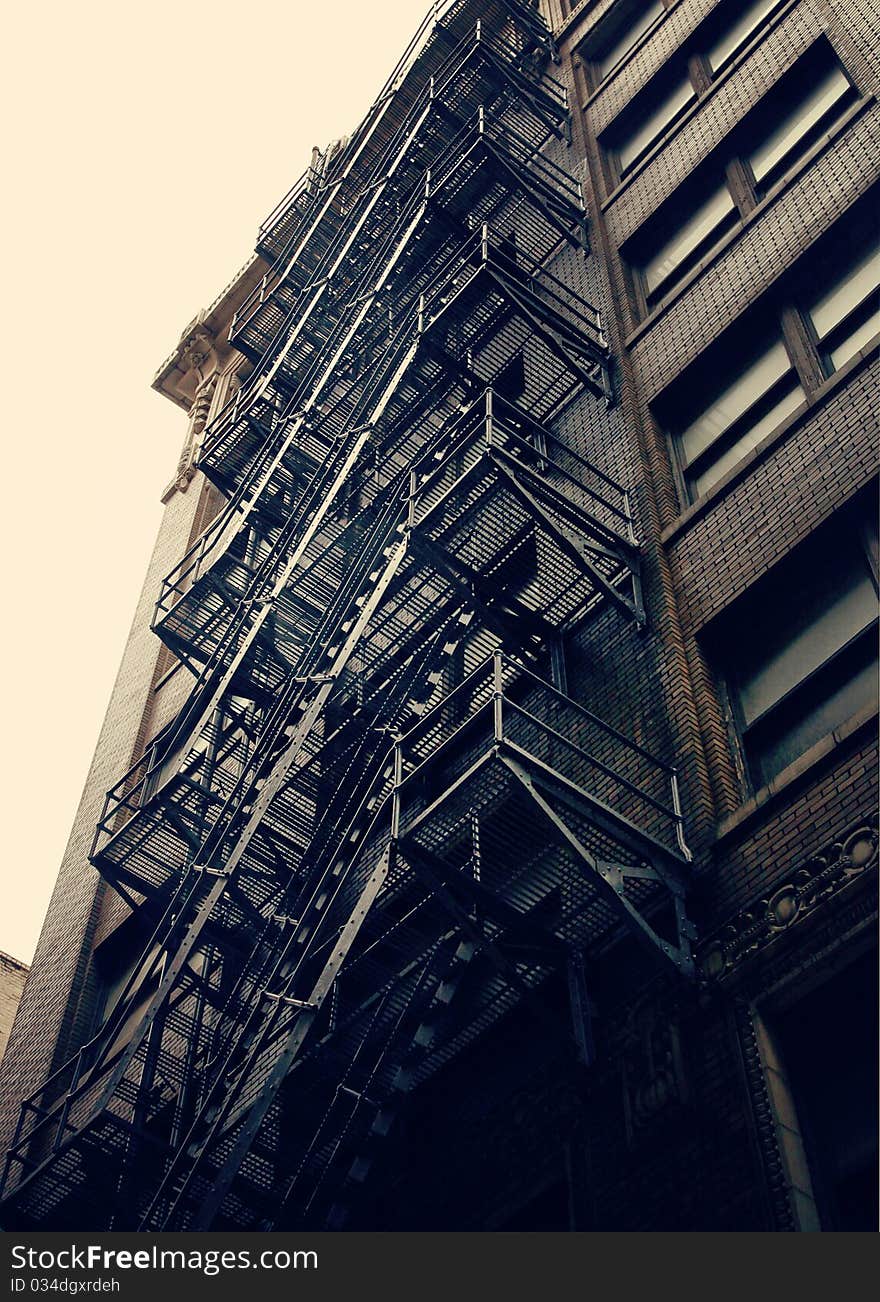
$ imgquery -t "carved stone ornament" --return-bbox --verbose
[620,996,688,1144]
[179,326,218,384]
[171,373,219,493]
[698,821,878,984]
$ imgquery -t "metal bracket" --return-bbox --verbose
[262,992,318,1010]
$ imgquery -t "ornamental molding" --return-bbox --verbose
[698,820,878,986]
[732,996,797,1232]
[161,370,220,502]
[620,997,688,1145]
[178,326,218,385]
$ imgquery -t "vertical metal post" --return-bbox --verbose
[492,651,504,744]
[1,1102,28,1196]
[674,895,695,977]
[485,387,494,450]
[576,180,589,250]
[391,742,404,840]
[407,468,418,529]
[623,490,637,547]
[566,951,595,1067]
[550,638,567,694]
[670,770,691,862]
[53,1044,87,1153]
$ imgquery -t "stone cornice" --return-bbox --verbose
[151,254,266,413]
[152,255,266,499]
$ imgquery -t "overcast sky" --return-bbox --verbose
[0,0,428,963]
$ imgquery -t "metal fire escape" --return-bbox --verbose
[0,0,694,1232]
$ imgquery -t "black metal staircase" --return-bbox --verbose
[0,0,694,1232]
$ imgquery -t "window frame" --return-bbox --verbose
[712,500,879,796]
[672,340,807,501]
[623,41,860,316]
[800,243,880,381]
[597,0,793,193]
[601,57,698,183]
[699,0,791,80]
[578,0,669,94]
[661,205,879,507]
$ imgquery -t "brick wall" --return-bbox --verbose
[0,955,28,1069]
[0,475,208,1155]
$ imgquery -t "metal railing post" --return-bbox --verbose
[492,651,504,744]
[669,769,691,861]
[407,468,418,529]
[391,742,404,840]
[0,1101,28,1197]
[52,1044,87,1154]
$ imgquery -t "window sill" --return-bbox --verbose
[597,0,798,209]
[713,702,878,848]
[659,339,879,547]
[621,94,873,349]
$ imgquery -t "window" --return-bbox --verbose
[580,0,665,88]
[711,501,878,790]
[599,0,787,188]
[705,0,783,75]
[746,64,853,195]
[604,67,696,179]
[641,177,737,299]
[672,332,805,499]
[657,197,879,503]
[772,950,879,1231]
[624,43,857,308]
[804,243,880,375]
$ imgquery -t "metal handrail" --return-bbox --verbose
[408,389,632,532]
[394,652,685,835]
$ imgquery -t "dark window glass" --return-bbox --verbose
[625,43,856,308]
[775,950,879,1231]
[705,0,784,74]
[657,317,806,501]
[602,65,695,179]
[580,0,664,85]
[711,506,878,789]
[804,242,880,375]
[746,63,854,197]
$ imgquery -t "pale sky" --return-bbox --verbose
[0,0,427,963]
